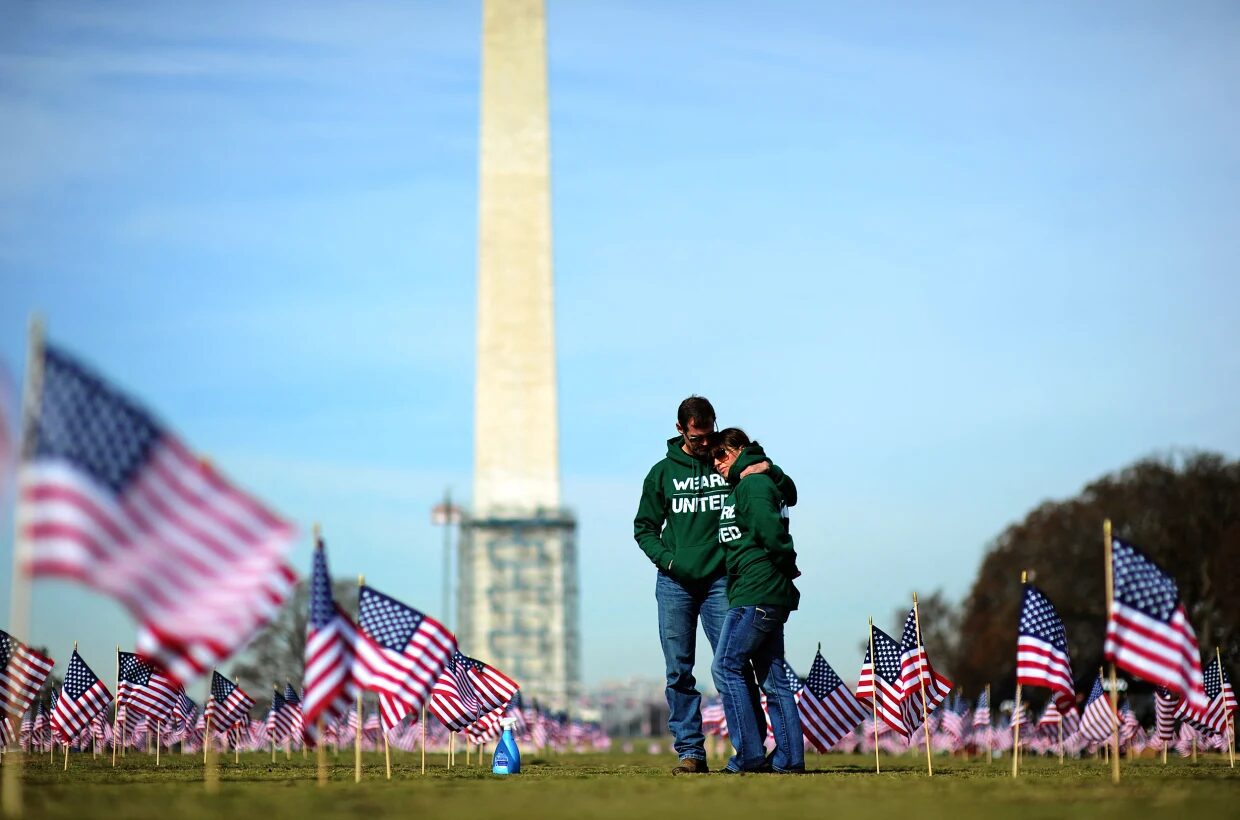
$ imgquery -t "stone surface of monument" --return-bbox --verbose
[459,0,580,712]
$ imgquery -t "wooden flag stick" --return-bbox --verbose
[449,731,454,769]
[112,646,121,767]
[384,730,391,780]
[1058,718,1064,765]
[204,713,218,793]
[1103,520,1120,785]
[1220,647,1235,768]
[867,618,880,774]
[1013,571,1027,778]
[272,685,279,763]
[155,719,161,766]
[316,718,327,786]
[420,705,427,775]
[985,684,992,764]
[354,575,365,784]
[912,594,933,777]
[3,316,43,820]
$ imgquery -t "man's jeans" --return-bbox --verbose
[656,571,728,761]
[711,604,805,772]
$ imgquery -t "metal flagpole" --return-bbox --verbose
[3,317,44,819]
[1103,520,1120,784]
[867,618,880,774]
[912,593,934,776]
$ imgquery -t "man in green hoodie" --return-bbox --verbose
[633,396,797,774]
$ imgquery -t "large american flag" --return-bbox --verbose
[205,671,254,730]
[1103,538,1208,720]
[856,624,908,737]
[20,344,297,685]
[302,540,358,741]
[799,650,867,752]
[117,651,179,722]
[896,606,953,731]
[0,630,54,722]
[1078,675,1117,743]
[355,584,455,731]
[49,649,111,743]
[1016,584,1076,712]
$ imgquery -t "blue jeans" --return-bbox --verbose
[656,572,728,761]
[711,605,804,772]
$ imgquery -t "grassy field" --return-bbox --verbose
[13,748,1239,820]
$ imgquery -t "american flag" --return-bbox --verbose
[429,652,490,732]
[1103,538,1208,720]
[176,691,198,732]
[701,698,726,737]
[1196,656,1234,736]
[355,584,455,731]
[799,650,867,752]
[1118,699,1139,745]
[897,606,953,731]
[1153,687,1180,741]
[1010,698,1030,727]
[973,689,991,728]
[465,656,520,714]
[282,683,304,740]
[856,624,908,737]
[1016,584,1076,712]
[1078,675,1118,743]
[266,686,298,745]
[20,344,297,685]
[939,694,966,742]
[205,671,254,730]
[1036,699,1062,728]
[302,539,358,741]
[0,630,54,722]
[117,651,179,722]
[49,649,112,744]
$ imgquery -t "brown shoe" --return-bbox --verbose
[671,757,709,775]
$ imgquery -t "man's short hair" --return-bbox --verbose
[677,395,716,430]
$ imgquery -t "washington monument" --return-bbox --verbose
[458,0,580,711]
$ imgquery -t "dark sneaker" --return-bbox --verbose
[671,757,710,775]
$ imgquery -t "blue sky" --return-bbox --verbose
[2,1,1238,696]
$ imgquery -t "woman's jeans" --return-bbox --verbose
[711,604,804,772]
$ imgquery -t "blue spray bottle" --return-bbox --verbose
[492,717,521,775]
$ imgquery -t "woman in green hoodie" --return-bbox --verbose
[708,427,804,773]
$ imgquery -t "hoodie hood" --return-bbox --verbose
[665,435,708,467]
[726,442,770,487]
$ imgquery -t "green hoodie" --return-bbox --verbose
[717,442,800,609]
[634,436,797,584]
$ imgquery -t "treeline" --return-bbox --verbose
[901,451,1239,704]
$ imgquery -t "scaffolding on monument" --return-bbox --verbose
[456,508,580,710]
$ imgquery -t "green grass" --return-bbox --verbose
[12,748,1239,820]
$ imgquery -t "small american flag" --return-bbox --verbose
[302,539,358,742]
[856,624,908,737]
[1078,675,1118,743]
[282,683,304,739]
[49,649,112,744]
[0,630,54,721]
[799,649,867,752]
[21,344,297,685]
[176,691,198,732]
[1153,687,1180,741]
[1016,584,1076,712]
[206,671,254,730]
[897,607,953,731]
[266,687,298,745]
[117,651,180,722]
[1036,699,1062,728]
[464,655,520,714]
[1198,656,1234,736]
[1104,538,1208,720]
[973,689,991,727]
[356,584,455,731]
[429,652,489,732]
